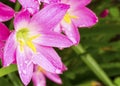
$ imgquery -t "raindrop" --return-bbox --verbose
[55,69,62,74]
[22,70,27,74]
[81,24,86,27]
[25,60,28,64]
[19,70,21,74]
[20,64,23,66]
[6,64,9,66]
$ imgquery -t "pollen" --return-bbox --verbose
[63,13,78,24]
[16,28,40,53]
[38,66,45,73]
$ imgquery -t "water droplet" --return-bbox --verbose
[19,70,21,74]
[22,70,27,74]
[25,60,28,64]
[81,24,86,27]
[6,64,9,66]
[55,69,62,74]
[20,64,23,66]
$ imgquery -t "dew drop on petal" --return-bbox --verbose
[20,64,23,66]
[22,70,27,74]
[55,69,62,74]
[25,60,28,64]
[19,70,21,74]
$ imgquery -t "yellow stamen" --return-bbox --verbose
[26,41,36,53]
[16,28,40,53]
[18,39,25,51]
[29,34,41,41]
[63,13,78,24]
[38,66,45,73]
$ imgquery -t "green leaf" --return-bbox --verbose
[109,7,120,18]
[0,64,17,77]
[114,77,120,86]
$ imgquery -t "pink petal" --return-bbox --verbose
[53,24,62,33]
[63,0,91,8]
[35,46,66,72]
[16,47,33,85]
[32,46,63,74]
[39,0,60,3]
[44,71,62,84]
[32,72,46,86]
[18,0,40,14]
[9,0,16,3]
[14,10,31,30]
[71,7,98,27]
[31,3,69,31]
[33,31,73,48]
[61,21,80,45]
[0,40,4,59]
[0,2,14,22]
[3,32,16,67]
[0,22,10,41]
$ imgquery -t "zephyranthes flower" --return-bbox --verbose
[54,0,98,45]
[18,0,60,15]
[3,3,72,85]
[32,66,65,86]
[18,0,40,14]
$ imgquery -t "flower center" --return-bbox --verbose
[63,13,78,24]
[37,66,45,73]
[16,28,40,52]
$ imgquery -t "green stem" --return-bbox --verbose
[8,73,23,86]
[0,64,17,77]
[72,44,115,86]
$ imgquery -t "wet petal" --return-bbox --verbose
[72,7,98,27]
[14,10,30,30]
[61,21,80,45]
[32,46,63,74]
[44,71,62,84]
[33,31,73,48]
[35,45,66,72]
[16,47,33,85]
[3,32,16,66]
[31,3,69,31]
[40,0,60,3]
[18,0,40,14]
[0,40,4,59]
[0,22,10,41]
[63,0,91,8]
[0,2,14,22]
[32,71,46,86]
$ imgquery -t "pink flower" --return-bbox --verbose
[39,0,60,3]
[32,66,65,86]
[54,0,98,45]
[0,23,10,60]
[0,2,15,22]
[18,0,60,15]
[18,0,40,14]
[3,3,72,85]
